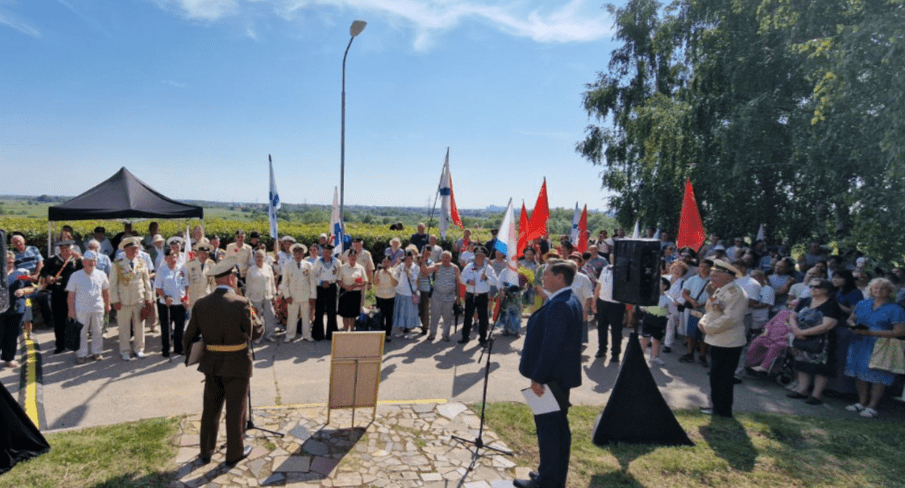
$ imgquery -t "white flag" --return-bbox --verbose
[437,148,462,239]
[330,187,344,256]
[756,224,765,242]
[268,155,281,239]
[495,199,519,285]
[569,202,581,246]
[631,220,640,239]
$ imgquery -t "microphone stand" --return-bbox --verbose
[244,333,283,438]
[451,321,512,487]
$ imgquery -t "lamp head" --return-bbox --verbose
[350,20,367,37]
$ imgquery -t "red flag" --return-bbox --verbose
[576,205,588,253]
[449,174,463,229]
[526,178,549,241]
[517,200,528,257]
[677,178,706,252]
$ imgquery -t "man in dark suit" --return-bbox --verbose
[516,259,583,488]
[183,257,263,466]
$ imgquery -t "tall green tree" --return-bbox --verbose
[579,0,905,262]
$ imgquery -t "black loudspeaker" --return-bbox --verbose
[0,230,8,314]
[612,239,661,306]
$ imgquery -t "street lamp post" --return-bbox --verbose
[341,20,367,224]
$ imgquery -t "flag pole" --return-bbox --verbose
[425,147,448,240]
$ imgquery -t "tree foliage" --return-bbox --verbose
[579,0,905,262]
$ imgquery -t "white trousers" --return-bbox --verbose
[118,303,145,354]
[251,299,278,340]
[76,310,105,358]
[286,299,312,340]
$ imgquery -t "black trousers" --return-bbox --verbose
[0,313,23,362]
[158,303,186,355]
[534,388,571,487]
[375,297,395,337]
[709,345,743,417]
[314,283,338,341]
[461,292,489,342]
[596,299,625,357]
[50,289,69,351]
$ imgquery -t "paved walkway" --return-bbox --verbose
[169,401,523,488]
[7,321,900,434]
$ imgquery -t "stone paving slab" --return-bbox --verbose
[167,402,519,488]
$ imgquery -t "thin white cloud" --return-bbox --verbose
[161,80,187,88]
[55,0,114,38]
[155,0,611,47]
[153,0,239,21]
[0,9,41,38]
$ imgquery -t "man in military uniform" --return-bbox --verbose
[184,239,215,310]
[280,243,317,342]
[110,237,154,361]
[40,240,82,353]
[183,257,263,466]
[696,259,748,417]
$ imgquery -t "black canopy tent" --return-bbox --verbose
[46,167,204,251]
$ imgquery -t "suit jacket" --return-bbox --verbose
[184,288,263,378]
[109,257,153,306]
[519,288,583,390]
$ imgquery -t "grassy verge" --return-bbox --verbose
[0,417,179,488]
[479,402,905,487]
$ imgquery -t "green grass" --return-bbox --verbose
[478,403,905,488]
[0,417,179,488]
[0,200,51,218]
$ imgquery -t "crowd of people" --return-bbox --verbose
[5,222,905,417]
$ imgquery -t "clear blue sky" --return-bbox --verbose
[1,0,620,211]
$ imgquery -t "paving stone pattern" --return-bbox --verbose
[168,402,523,488]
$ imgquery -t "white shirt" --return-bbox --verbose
[570,272,594,313]
[596,266,617,303]
[735,275,762,315]
[154,265,188,304]
[65,269,109,313]
[683,274,711,310]
[461,261,497,295]
[394,263,421,297]
[313,257,341,284]
[752,285,775,324]
[246,264,277,302]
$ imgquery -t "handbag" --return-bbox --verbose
[792,336,824,353]
[64,318,83,352]
[869,337,905,374]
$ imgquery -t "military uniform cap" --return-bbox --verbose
[290,243,308,254]
[712,259,740,277]
[205,256,239,278]
[194,238,214,252]
[118,236,142,250]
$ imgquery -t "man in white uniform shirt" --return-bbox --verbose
[458,246,498,346]
[312,243,340,341]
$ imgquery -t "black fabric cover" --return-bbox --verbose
[47,167,203,221]
[593,333,694,446]
[0,382,50,474]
